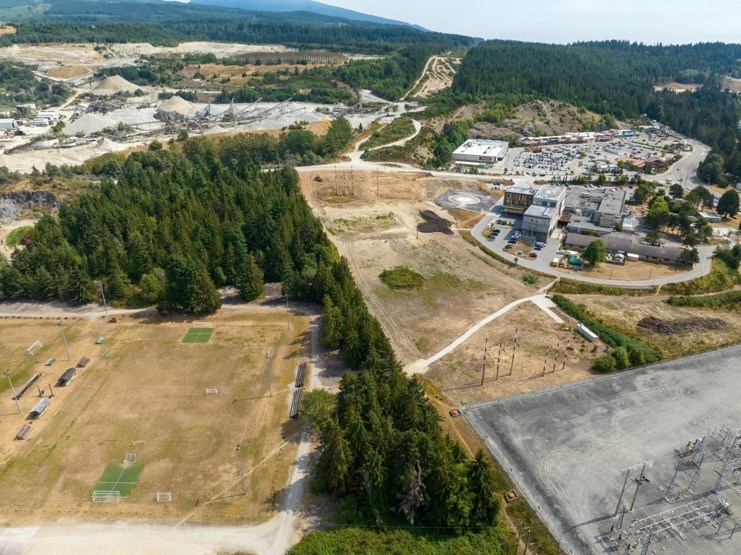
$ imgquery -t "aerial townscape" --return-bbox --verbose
[0,1,739,554]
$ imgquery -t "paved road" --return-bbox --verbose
[470,213,714,287]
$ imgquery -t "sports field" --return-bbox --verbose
[93,463,144,497]
[0,308,309,525]
[182,327,214,344]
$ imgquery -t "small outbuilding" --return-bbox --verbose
[29,397,51,419]
[57,367,77,386]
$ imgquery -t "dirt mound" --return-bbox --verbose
[637,316,728,335]
[64,114,117,136]
[92,75,140,96]
[418,209,453,235]
[159,96,196,116]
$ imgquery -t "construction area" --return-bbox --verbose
[0,309,310,525]
[465,345,741,555]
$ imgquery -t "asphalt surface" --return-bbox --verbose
[465,345,741,555]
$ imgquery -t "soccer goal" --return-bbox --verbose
[92,490,121,503]
[205,388,218,395]
[26,341,43,356]
[156,492,172,503]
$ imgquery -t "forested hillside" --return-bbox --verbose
[1,0,476,53]
[0,62,71,107]
[453,41,741,181]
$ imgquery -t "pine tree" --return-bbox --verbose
[236,254,263,302]
[468,450,500,527]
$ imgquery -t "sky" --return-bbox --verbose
[322,0,741,44]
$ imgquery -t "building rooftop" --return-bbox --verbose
[453,139,509,159]
[534,185,566,201]
[506,185,536,196]
[564,232,683,261]
[524,204,557,218]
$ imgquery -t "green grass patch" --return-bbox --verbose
[328,212,396,235]
[93,463,143,497]
[551,279,655,296]
[379,266,424,289]
[663,259,741,296]
[551,294,662,371]
[182,327,214,343]
[5,226,32,248]
[361,117,417,150]
[667,289,741,310]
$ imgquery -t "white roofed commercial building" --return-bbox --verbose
[452,139,509,165]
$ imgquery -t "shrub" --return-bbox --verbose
[379,266,424,289]
[593,354,617,373]
[667,289,741,310]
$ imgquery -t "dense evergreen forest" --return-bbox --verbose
[453,41,741,182]
[1,0,475,53]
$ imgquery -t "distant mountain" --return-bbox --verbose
[189,0,425,30]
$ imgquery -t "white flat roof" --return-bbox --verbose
[453,139,508,158]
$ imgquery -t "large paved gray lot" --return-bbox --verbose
[465,345,741,554]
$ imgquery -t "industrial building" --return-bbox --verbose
[564,232,686,265]
[452,139,509,165]
[522,185,567,241]
[562,187,627,236]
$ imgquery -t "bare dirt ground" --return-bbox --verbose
[722,76,741,92]
[300,170,536,364]
[574,294,741,359]
[0,26,16,36]
[513,100,603,135]
[426,302,604,406]
[653,82,703,92]
[0,309,309,527]
[412,56,460,99]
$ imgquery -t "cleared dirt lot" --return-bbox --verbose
[0,309,308,526]
[300,170,535,363]
[466,345,741,555]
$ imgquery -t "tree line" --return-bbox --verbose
[453,41,741,182]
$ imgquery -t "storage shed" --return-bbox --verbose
[57,367,77,386]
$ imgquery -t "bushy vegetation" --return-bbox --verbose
[663,255,741,296]
[0,62,71,107]
[379,266,424,289]
[5,227,32,248]
[667,289,741,310]
[98,65,173,86]
[289,526,508,555]
[550,280,655,296]
[551,294,661,371]
[361,117,416,149]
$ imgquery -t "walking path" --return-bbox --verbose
[404,292,561,375]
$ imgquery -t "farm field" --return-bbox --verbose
[0,308,309,526]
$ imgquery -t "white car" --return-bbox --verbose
[556,249,565,255]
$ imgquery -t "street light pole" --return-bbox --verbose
[4,370,21,414]
[236,444,246,495]
[285,291,290,331]
[58,321,70,361]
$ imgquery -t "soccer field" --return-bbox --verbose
[182,327,214,344]
[93,463,144,497]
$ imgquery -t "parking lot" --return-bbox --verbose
[465,345,741,555]
[501,130,688,179]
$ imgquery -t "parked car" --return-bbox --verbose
[529,252,538,258]
[504,244,513,250]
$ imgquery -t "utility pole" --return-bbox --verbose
[99,281,109,319]
[265,349,272,397]
[285,291,290,331]
[509,328,518,376]
[630,463,650,511]
[480,338,489,386]
[4,370,21,414]
[236,444,246,495]
[614,468,632,516]
[57,321,70,361]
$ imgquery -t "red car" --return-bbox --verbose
[529,252,538,258]
[449,409,462,418]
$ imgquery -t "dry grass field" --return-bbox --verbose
[300,170,536,364]
[574,294,741,358]
[0,308,309,526]
[426,303,604,406]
